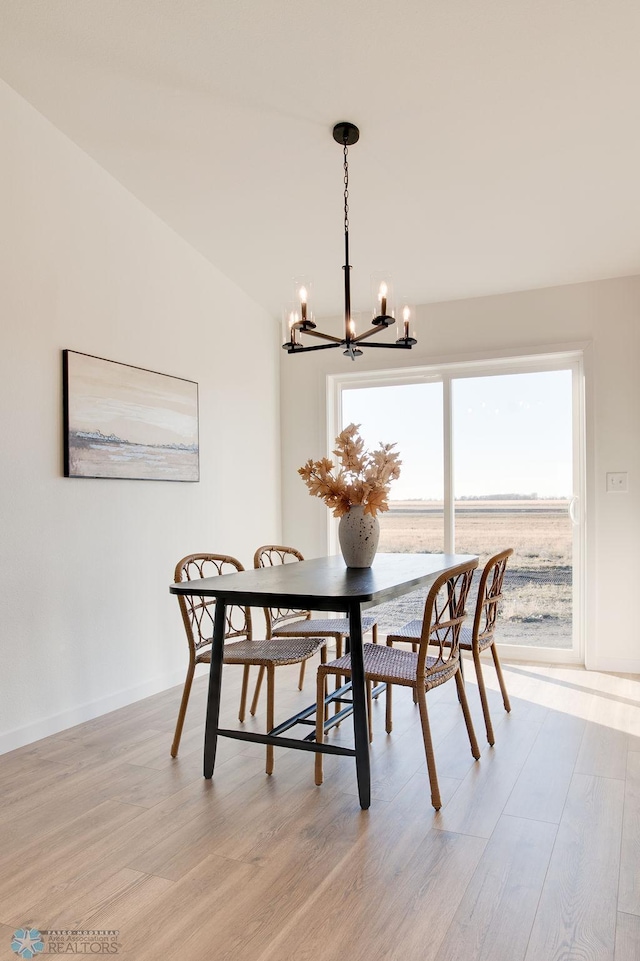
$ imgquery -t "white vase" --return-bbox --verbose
[338,504,380,568]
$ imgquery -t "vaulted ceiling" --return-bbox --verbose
[3,1,640,318]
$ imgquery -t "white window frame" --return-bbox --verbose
[327,348,586,665]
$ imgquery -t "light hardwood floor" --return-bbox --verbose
[1,656,639,960]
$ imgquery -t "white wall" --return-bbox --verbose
[280,276,640,673]
[0,81,282,753]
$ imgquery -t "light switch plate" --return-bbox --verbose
[606,471,628,493]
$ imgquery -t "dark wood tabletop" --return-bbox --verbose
[169,551,478,611]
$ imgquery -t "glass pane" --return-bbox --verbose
[452,370,573,649]
[342,382,444,631]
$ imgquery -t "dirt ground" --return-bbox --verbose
[373,501,573,649]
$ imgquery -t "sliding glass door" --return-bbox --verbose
[452,370,575,651]
[332,354,584,661]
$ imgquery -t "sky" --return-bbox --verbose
[341,369,573,500]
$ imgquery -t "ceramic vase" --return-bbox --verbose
[338,504,380,568]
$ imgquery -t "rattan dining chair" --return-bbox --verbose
[250,544,379,710]
[171,552,327,774]
[315,558,480,810]
[387,548,513,745]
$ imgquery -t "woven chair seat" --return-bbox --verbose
[273,616,377,638]
[387,618,422,642]
[219,635,325,667]
[459,625,494,653]
[388,621,495,655]
[321,641,457,689]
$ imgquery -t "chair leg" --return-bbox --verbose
[239,665,250,723]
[315,668,327,785]
[171,661,195,758]
[298,660,306,691]
[416,686,441,810]
[390,637,419,702]
[473,650,495,746]
[250,665,265,716]
[266,665,275,775]
[385,681,393,734]
[372,624,378,644]
[454,667,481,760]
[455,653,465,705]
[316,645,328,723]
[491,643,512,713]
[334,635,344,718]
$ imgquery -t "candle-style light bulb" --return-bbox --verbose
[402,305,411,340]
[379,281,388,317]
[348,317,356,339]
[299,286,308,322]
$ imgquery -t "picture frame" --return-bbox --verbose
[63,350,199,482]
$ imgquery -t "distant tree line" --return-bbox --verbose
[457,493,561,501]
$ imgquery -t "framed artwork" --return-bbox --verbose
[63,350,199,481]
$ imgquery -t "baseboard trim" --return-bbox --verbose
[491,644,583,666]
[0,669,187,756]
[588,656,640,676]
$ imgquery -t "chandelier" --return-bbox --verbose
[282,122,417,361]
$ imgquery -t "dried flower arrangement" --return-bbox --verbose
[298,423,402,518]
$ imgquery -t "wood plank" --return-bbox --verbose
[575,696,630,780]
[0,801,146,924]
[615,912,640,961]
[123,815,380,961]
[434,815,557,961]
[375,671,511,787]
[250,775,487,961]
[524,773,625,961]
[96,854,257,961]
[126,750,323,879]
[618,751,640,915]
[504,708,585,822]
[15,868,172,934]
[434,699,547,838]
[0,923,21,961]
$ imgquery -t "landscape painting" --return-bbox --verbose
[63,351,199,481]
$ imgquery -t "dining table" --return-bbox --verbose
[169,551,478,809]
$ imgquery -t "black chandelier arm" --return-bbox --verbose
[357,340,415,349]
[296,328,343,344]
[284,341,342,354]
[352,323,397,344]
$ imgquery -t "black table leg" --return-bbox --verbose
[204,599,226,778]
[348,601,371,809]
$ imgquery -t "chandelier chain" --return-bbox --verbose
[343,142,349,234]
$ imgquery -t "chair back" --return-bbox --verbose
[472,548,513,647]
[416,559,478,678]
[174,553,252,658]
[253,545,311,637]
